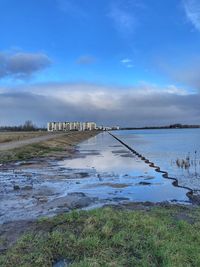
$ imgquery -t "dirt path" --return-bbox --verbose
[0,133,66,151]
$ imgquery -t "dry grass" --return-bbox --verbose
[0,131,47,143]
[0,131,100,163]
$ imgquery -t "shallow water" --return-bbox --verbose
[0,132,190,223]
[112,129,200,193]
[60,132,189,203]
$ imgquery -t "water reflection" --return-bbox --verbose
[0,132,190,224]
[113,129,200,194]
[61,132,189,203]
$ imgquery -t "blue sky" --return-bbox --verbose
[1,0,200,126]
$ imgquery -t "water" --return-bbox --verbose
[61,132,189,203]
[0,131,191,223]
[113,129,200,194]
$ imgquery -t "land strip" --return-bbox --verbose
[0,131,100,163]
[0,132,67,151]
[0,131,48,144]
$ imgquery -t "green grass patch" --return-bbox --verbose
[1,207,200,267]
[0,143,65,163]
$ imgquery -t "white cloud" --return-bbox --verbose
[121,58,132,64]
[157,56,200,90]
[1,82,198,127]
[121,58,134,68]
[183,0,200,31]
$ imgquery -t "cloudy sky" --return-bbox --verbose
[1,0,200,127]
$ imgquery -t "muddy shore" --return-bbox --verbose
[1,130,200,254]
[0,131,100,251]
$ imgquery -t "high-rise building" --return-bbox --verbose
[47,121,97,132]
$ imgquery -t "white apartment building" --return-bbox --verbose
[47,121,97,132]
[82,122,97,131]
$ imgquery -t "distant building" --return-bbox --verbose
[111,126,120,130]
[82,122,97,131]
[103,126,112,131]
[47,121,97,132]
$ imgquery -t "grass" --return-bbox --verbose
[0,132,47,144]
[0,131,99,163]
[0,143,65,163]
[1,206,200,267]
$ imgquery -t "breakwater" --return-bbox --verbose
[108,132,196,203]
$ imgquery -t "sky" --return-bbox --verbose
[1,0,200,127]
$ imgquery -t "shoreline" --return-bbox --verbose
[0,130,100,164]
[0,131,101,250]
[1,130,200,264]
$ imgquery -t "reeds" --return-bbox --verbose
[175,151,199,169]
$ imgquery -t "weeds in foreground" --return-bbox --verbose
[1,207,200,267]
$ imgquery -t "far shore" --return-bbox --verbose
[120,125,200,130]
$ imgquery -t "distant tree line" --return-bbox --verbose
[169,124,200,129]
[0,121,46,132]
[121,124,200,130]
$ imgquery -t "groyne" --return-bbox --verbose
[108,132,196,203]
